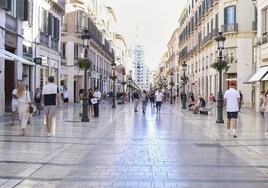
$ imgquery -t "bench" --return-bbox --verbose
[199,106,212,115]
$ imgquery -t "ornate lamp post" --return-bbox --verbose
[170,72,174,104]
[181,62,187,109]
[111,61,116,108]
[81,30,91,122]
[215,32,226,124]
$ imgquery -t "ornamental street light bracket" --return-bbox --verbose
[81,29,91,122]
[111,61,116,108]
[170,72,174,104]
[215,32,226,124]
[181,62,187,109]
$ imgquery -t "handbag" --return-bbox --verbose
[29,104,36,113]
[29,105,33,113]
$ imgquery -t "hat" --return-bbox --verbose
[229,82,236,87]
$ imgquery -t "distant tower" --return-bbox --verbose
[131,26,150,91]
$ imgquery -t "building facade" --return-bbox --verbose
[250,0,268,111]
[0,0,36,116]
[60,0,115,102]
[23,0,65,91]
[178,0,256,105]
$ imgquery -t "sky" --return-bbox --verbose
[102,0,186,71]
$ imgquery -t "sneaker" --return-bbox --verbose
[233,134,237,138]
[10,122,14,126]
[47,132,53,137]
[134,110,138,112]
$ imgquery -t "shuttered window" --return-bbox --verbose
[16,0,24,20]
[0,0,8,9]
[262,7,268,34]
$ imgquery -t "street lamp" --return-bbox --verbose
[170,72,174,104]
[215,32,226,123]
[181,62,187,109]
[111,61,116,108]
[81,29,91,122]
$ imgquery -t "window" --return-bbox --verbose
[225,48,237,64]
[74,44,78,60]
[61,43,66,57]
[262,7,268,34]
[224,6,236,24]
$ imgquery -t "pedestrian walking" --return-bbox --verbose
[93,87,101,117]
[132,90,140,112]
[150,92,155,108]
[224,82,240,138]
[42,76,61,137]
[11,84,19,125]
[88,88,94,116]
[62,87,69,107]
[260,91,266,118]
[79,89,84,116]
[155,88,164,113]
[141,90,147,114]
[17,82,31,136]
[34,87,42,115]
[238,90,244,112]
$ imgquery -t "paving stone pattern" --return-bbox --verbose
[0,102,268,187]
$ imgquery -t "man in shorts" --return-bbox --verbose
[224,82,240,138]
[155,88,164,113]
[42,76,61,137]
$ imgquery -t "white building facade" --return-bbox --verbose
[0,0,35,116]
[60,0,116,102]
[178,0,256,105]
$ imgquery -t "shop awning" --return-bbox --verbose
[0,49,35,66]
[0,51,14,60]
[248,66,268,82]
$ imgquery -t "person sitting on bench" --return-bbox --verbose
[198,95,206,109]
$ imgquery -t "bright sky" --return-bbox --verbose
[102,0,186,71]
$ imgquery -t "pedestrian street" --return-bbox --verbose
[0,102,268,187]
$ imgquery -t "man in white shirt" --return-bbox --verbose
[224,82,240,138]
[93,87,101,117]
[155,88,164,113]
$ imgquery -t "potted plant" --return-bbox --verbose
[211,59,229,72]
[77,58,92,70]
[109,75,117,80]
[169,81,175,86]
[181,76,189,83]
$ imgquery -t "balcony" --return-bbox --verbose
[221,23,238,33]
[62,23,67,32]
[76,25,87,34]
[61,57,66,65]
[211,28,219,38]
[51,38,58,51]
[203,33,212,45]
[40,32,49,47]
[5,14,17,33]
[262,33,268,45]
